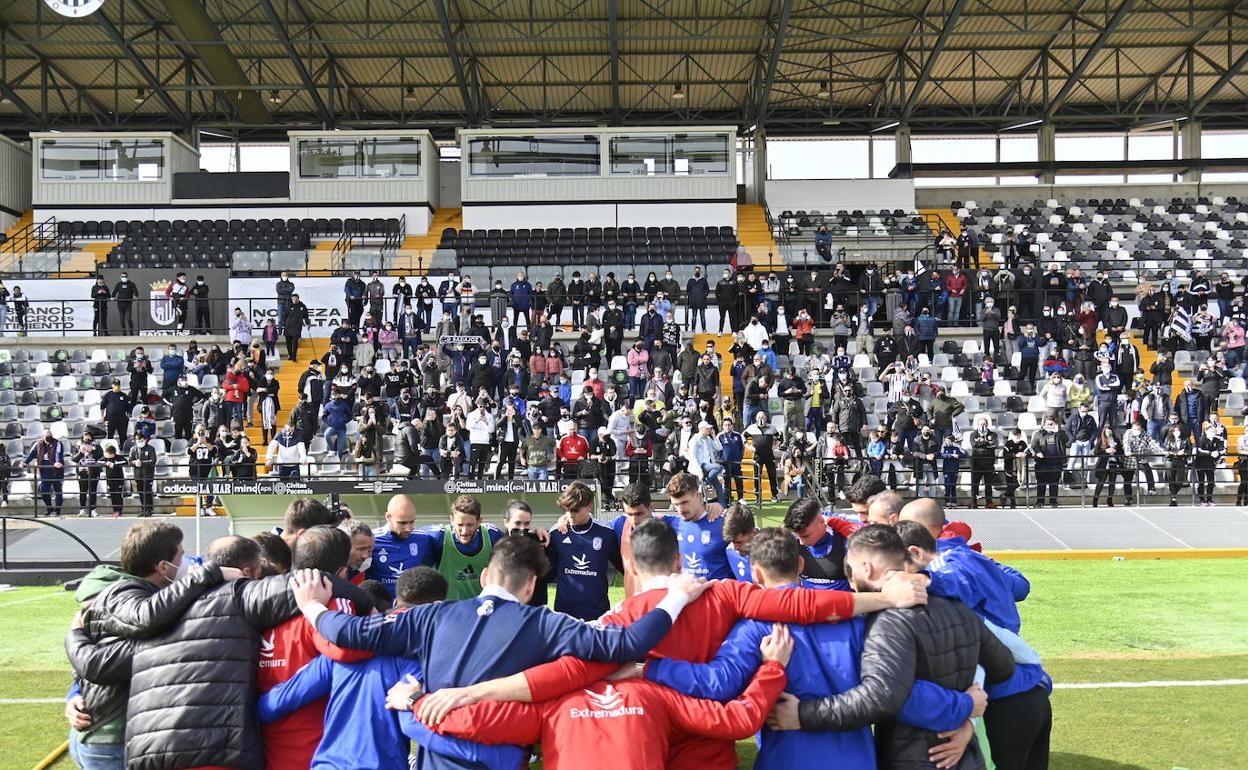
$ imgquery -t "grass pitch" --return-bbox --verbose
[2,558,1245,769]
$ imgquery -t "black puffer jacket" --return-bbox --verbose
[87,569,371,770]
[798,596,1014,770]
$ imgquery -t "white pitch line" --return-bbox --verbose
[0,592,69,609]
[1055,679,1248,690]
[0,698,63,704]
[1017,509,1073,550]
[1126,508,1194,549]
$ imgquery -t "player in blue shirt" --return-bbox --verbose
[784,498,850,590]
[898,501,1052,770]
[721,502,757,582]
[366,495,437,597]
[258,567,523,770]
[291,535,709,770]
[546,481,622,620]
[666,472,733,579]
[642,529,978,770]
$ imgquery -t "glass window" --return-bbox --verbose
[999,135,1038,162]
[1201,130,1248,159]
[104,139,164,180]
[610,135,671,175]
[298,139,359,178]
[1055,133,1124,161]
[871,137,896,178]
[673,133,729,175]
[40,141,102,180]
[767,138,870,179]
[467,135,600,177]
[361,137,421,178]
[912,136,995,164]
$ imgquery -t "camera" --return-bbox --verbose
[509,527,541,541]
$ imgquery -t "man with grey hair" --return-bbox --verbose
[339,518,376,584]
[865,490,904,525]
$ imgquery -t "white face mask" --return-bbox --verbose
[357,556,372,573]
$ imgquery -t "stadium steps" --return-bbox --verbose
[2,210,33,241]
[693,331,772,499]
[306,241,339,275]
[243,337,325,455]
[737,204,782,270]
[393,207,463,275]
[83,241,118,268]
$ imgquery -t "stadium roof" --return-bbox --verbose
[1,0,1247,140]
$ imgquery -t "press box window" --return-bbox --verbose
[40,141,103,180]
[467,135,601,177]
[361,137,421,178]
[298,139,360,178]
[104,139,164,180]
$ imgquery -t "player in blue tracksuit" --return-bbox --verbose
[725,545,751,581]
[258,567,522,770]
[367,496,438,597]
[668,472,733,579]
[296,535,700,770]
[785,498,851,590]
[546,482,623,620]
[644,529,976,770]
[897,509,1053,770]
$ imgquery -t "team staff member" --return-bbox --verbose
[412,518,928,770]
[646,529,980,770]
[900,501,1052,770]
[423,495,507,600]
[294,535,710,770]
[421,629,794,770]
[367,495,437,597]
[545,482,622,620]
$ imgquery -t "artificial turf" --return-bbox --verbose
[1,558,1244,769]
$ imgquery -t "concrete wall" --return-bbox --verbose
[766,178,916,213]
[0,135,32,229]
[461,201,735,230]
[916,181,1248,208]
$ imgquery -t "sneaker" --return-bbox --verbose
[90,509,99,518]
[1147,488,1157,496]
[77,509,88,517]
[0,500,7,508]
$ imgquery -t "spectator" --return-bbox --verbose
[112,272,138,333]
[914,308,939,359]
[127,432,158,516]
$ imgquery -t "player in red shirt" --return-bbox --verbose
[410,518,926,770]
[257,525,372,770]
[422,626,793,770]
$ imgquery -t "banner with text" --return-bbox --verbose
[3,278,95,336]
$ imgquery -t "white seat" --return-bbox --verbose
[50,421,69,439]
[1017,413,1038,431]
[1027,395,1046,413]
[949,381,971,397]
[90,349,108,363]
[917,354,930,367]
[86,405,102,421]
[993,380,1014,396]
[610,355,627,371]
[962,340,980,356]
[1230,377,1247,394]
[34,362,53,377]
[374,359,391,374]
[1010,352,1022,368]
[940,366,959,383]
[59,375,77,391]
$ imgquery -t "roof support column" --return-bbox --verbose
[895,126,912,166]
[1180,120,1201,183]
[1038,123,1056,184]
[751,126,767,205]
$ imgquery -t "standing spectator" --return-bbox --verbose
[979,296,1002,360]
[230,307,252,346]
[101,381,133,441]
[72,431,103,517]
[467,404,496,477]
[0,280,8,335]
[127,348,153,405]
[911,424,940,497]
[1017,325,1041,386]
[940,435,966,507]
[691,421,726,506]
[344,271,366,327]
[112,271,137,333]
[1094,362,1123,431]
[415,275,435,331]
[509,271,533,326]
[391,276,413,324]
[944,268,967,324]
[167,375,206,441]
[1064,402,1098,489]
[159,344,185,394]
[965,416,998,508]
[11,286,28,335]
[223,361,251,429]
[685,267,709,332]
[1163,423,1191,506]
[127,432,157,516]
[557,423,590,479]
[166,272,190,331]
[284,294,310,359]
[1174,381,1209,442]
[521,424,556,480]
[261,318,279,358]
[190,275,212,334]
[275,271,295,333]
[1091,426,1130,508]
[957,225,979,270]
[914,308,938,359]
[814,225,833,261]
[366,271,386,321]
[1030,415,1068,507]
[1123,418,1162,497]
[91,276,111,336]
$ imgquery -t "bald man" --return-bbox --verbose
[865,490,903,525]
[897,503,1052,770]
[367,495,437,598]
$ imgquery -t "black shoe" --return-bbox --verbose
[1092,498,1099,508]
[1170,498,1178,506]
[1107,498,1115,507]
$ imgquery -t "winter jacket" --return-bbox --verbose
[66,565,134,746]
[914,315,938,342]
[87,569,370,770]
[929,396,965,430]
[798,598,1014,770]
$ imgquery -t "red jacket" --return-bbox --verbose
[523,580,854,770]
[257,597,371,770]
[945,272,968,297]
[557,434,589,462]
[223,371,250,404]
[433,662,786,770]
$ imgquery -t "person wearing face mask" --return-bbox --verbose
[230,304,253,346]
[713,269,737,333]
[1030,417,1067,507]
[965,416,999,508]
[1101,295,1128,340]
[90,275,112,337]
[685,267,710,332]
[112,272,138,333]
[159,344,186,394]
[1093,362,1122,432]
[189,274,212,334]
[127,432,158,516]
[979,297,1002,360]
[275,271,295,334]
[1014,264,1037,322]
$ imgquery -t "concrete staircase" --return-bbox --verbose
[737,204,782,270]
[919,207,993,271]
[306,240,339,273]
[242,337,324,452]
[3,210,32,241]
[394,207,462,274]
[694,331,772,500]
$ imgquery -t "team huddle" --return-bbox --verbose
[64,472,1052,770]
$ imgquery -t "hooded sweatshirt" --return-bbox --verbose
[67,564,136,745]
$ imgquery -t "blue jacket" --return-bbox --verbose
[928,537,1051,700]
[1017,335,1041,360]
[321,398,353,430]
[915,315,938,341]
[344,278,366,300]
[647,614,972,770]
[257,652,519,770]
[367,528,438,597]
[159,354,185,387]
[314,593,676,770]
[718,431,745,463]
[509,280,534,311]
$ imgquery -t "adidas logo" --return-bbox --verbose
[572,553,591,570]
[562,536,572,544]
[457,565,476,581]
[584,685,624,710]
[259,631,275,658]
